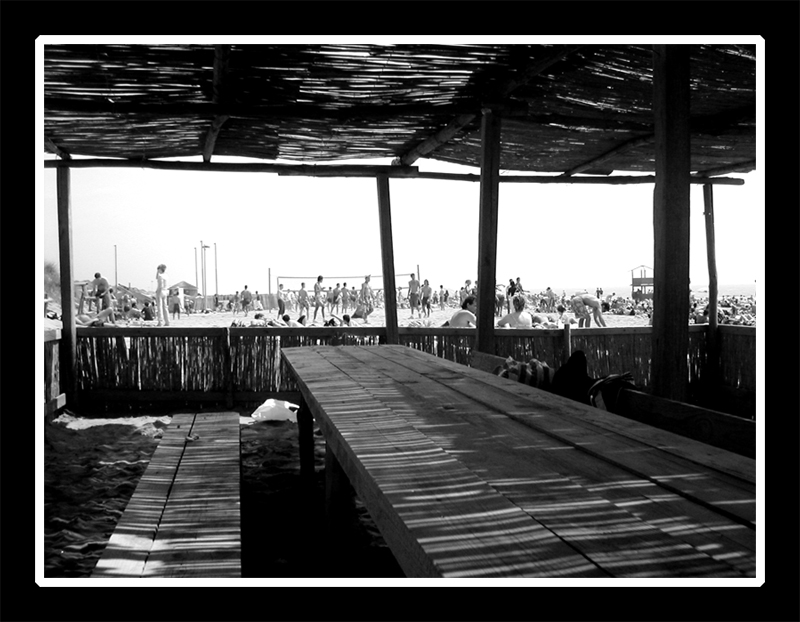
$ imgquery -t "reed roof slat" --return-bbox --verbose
[43,43,756,175]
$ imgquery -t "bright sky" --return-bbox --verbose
[40,159,761,298]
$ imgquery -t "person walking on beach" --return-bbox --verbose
[241,285,253,316]
[313,275,326,322]
[297,283,310,317]
[277,284,286,317]
[408,273,421,318]
[421,279,433,317]
[439,285,447,311]
[170,289,181,320]
[155,264,169,326]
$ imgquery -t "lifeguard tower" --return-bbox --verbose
[631,265,654,301]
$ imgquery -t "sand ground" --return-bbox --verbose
[125,303,650,329]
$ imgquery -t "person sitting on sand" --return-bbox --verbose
[497,294,533,328]
[447,295,477,327]
[123,305,142,323]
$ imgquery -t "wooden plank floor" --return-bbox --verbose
[92,412,241,578]
[282,345,756,579]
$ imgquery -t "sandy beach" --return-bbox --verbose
[105,303,652,330]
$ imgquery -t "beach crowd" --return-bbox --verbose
[49,268,756,330]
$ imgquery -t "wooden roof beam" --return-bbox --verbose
[202,45,231,163]
[394,45,583,167]
[44,136,71,160]
[693,159,756,177]
[560,105,755,177]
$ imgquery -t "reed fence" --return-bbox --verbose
[45,324,754,412]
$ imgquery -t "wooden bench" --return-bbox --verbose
[92,411,241,578]
[470,350,754,458]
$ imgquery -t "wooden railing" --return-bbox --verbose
[62,324,755,411]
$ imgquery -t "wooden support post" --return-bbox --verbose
[296,401,315,482]
[56,165,77,405]
[324,441,353,528]
[562,323,571,362]
[476,109,502,355]
[703,183,720,384]
[377,174,399,344]
[651,45,690,402]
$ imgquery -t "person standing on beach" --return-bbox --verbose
[155,264,169,326]
[408,273,421,318]
[313,276,326,322]
[359,275,374,323]
[90,272,112,312]
[330,283,341,315]
[340,283,349,315]
[421,279,433,317]
[277,284,286,317]
[439,285,447,311]
[170,289,181,321]
[297,283,310,317]
[241,285,253,316]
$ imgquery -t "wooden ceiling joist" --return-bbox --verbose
[45,136,71,160]
[202,45,231,162]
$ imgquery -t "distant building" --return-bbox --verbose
[630,265,654,301]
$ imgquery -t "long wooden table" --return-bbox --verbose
[281,345,757,579]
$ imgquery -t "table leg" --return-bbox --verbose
[296,400,315,482]
[325,441,354,530]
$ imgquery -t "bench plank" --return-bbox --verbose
[92,412,240,578]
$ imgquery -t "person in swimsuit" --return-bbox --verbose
[408,273,421,318]
[90,272,111,311]
[155,264,170,326]
[313,275,326,322]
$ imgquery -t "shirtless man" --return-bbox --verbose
[408,273,421,318]
[90,272,112,311]
[448,295,477,327]
[297,283,310,317]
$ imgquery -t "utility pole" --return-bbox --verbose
[214,242,218,295]
[114,245,118,288]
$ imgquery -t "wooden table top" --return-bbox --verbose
[281,345,757,579]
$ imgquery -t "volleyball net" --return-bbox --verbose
[276,273,414,294]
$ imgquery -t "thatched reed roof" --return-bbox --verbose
[43,43,756,176]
